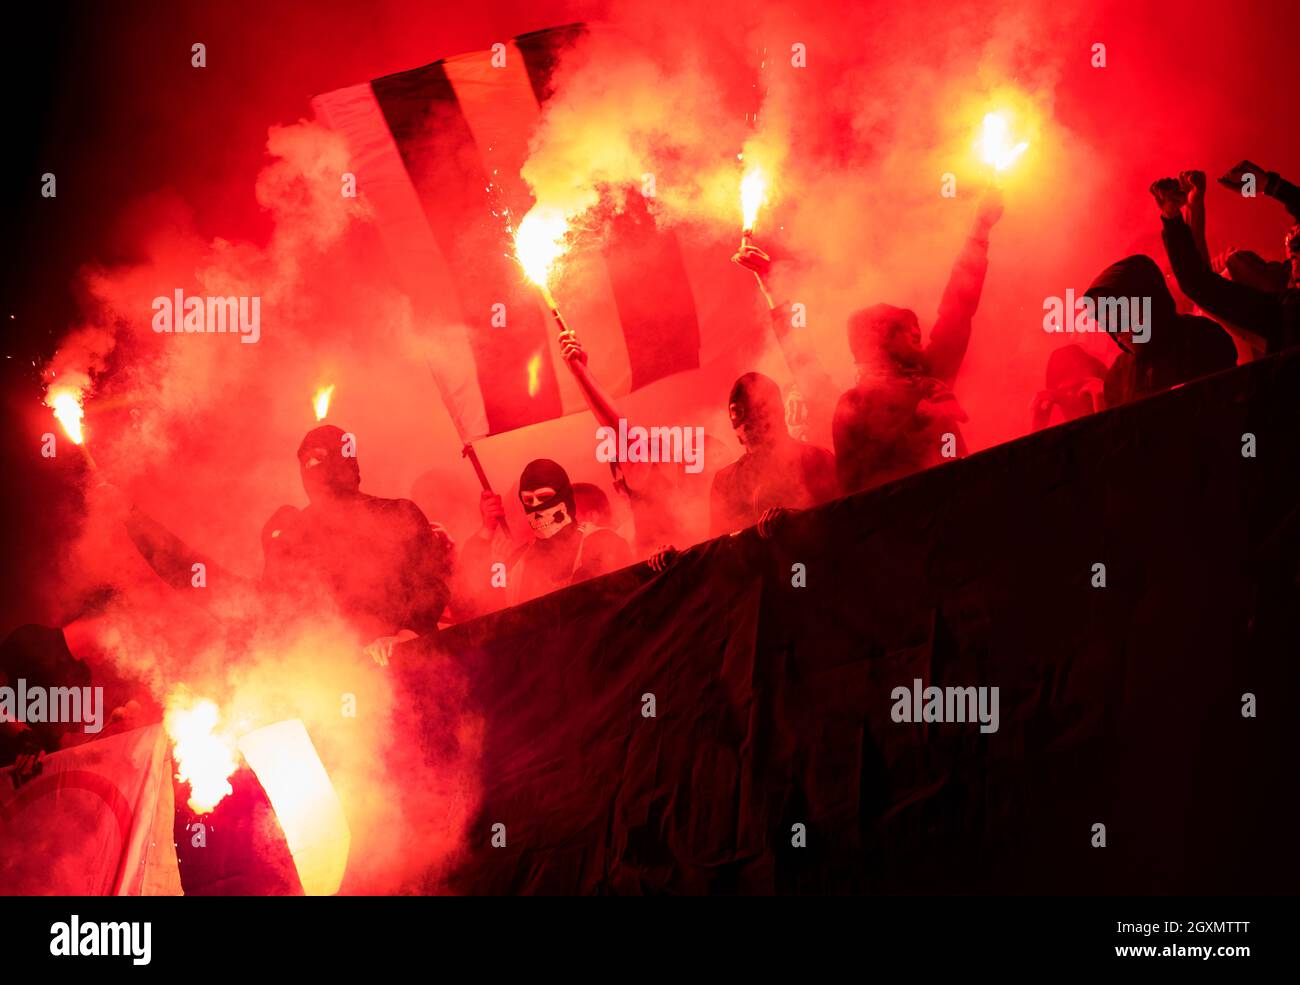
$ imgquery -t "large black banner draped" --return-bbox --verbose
[416,351,1300,895]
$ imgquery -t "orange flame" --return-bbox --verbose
[313,384,335,421]
[741,164,767,233]
[46,388,85,445]
[164,693,238,814]
[527,353,542,397]
[976,112,1029,173]
[514,205,569,288]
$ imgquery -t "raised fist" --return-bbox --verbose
[1179,169,1207,204]
[1149,177,1187,218]
[731,243,773,279]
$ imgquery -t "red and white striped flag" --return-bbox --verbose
[313,25,711,441]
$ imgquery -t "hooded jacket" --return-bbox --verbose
[1086,254,1237,406]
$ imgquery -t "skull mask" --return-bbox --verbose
[519,458,576,541]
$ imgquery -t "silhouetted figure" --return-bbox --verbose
[1087,254,1237,408]
[833,186,1002,493]
[1030,345,1107,431]
[572,482,615,531]
[710,372,837,536]
[1153,167,1300,356]
[261,425,449,655]
[122,424,448,665]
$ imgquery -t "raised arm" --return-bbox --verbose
[926,185,1000,386]
[559,328,622,431]
[733,243,837,435]
[1153,182,1284,346]
[1219,160,1300,223]
[1180,170,1210,266]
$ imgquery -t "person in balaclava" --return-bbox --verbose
[113,425,447,667]
[1084,254,1237,409]
[832,185,1002,495]
[459,458,632,612]
[710,372,837,536]
[260,425,449,663]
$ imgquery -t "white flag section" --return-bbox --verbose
[237,719,351,897]
[0,724,182,896]
[1,719,352,896]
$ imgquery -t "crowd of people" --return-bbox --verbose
[5,161,1299,777]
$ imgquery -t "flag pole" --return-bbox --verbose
[426,356,510,536]
[462,442,509,536]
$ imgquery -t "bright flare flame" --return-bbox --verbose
[514,206,569,288]
[164,694,239,814]
[741,164,767,232]
[238,720,351,896]
[46,389,85,445]
[313,384,335,421]
[977,112,1029,173]
[527,353,542,397]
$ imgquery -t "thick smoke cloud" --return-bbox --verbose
[14,0,1297,890]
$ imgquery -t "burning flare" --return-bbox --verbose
[46,388,85,445]
[164,693,239,814]
[527,352,542,397]
[977,112,1029,173]
[313,384,335,421]
[514,205,569,290]
[740,164,768,234]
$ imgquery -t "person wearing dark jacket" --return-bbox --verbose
[261,425,449,661]
[832,185,1002,494]
[1153,168,1300,357]
[120,424,449,666]
[1087,253,1238,408]
[710,372,838,536]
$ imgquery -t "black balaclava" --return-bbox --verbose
[728,372,785,450]
[519,458,576,540]
[298,424,361,505]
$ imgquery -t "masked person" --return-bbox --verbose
[259,425,449,663]
[120,425,449,666]
[710,372,837,537]
[459,458,632,612]
[1084,253,1237,409]
[833,186,1002,495]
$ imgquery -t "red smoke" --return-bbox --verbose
[6,0,1298,891]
